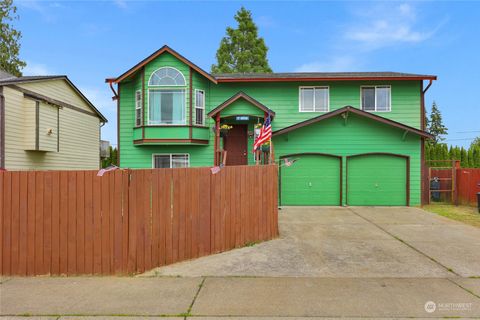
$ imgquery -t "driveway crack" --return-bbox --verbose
[347,207,460,277]
[186,276,206,316]
[447,278,480,299]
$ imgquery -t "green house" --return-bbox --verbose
[107,45,436,207]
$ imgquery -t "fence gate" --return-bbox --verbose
[426,160,460,204]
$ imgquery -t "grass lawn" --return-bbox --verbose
[422,204,480,228]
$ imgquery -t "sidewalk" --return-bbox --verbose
[1,276,479,319]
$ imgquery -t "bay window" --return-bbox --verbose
[147,67,186,125]
[195,89,205,125]
[148,89,185,124]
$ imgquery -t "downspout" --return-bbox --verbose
[105,78,119,100]
[420,79,434,206]
[99,121,106,168]
[105,78,120,166]
[0,86,5,169]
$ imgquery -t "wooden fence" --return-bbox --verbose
[423,166,480,206]
[456,168,480,206]
[0,165,278,276]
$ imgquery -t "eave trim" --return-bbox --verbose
[112,45,217,84]
[207,91,275,118]
[272,106,433,139]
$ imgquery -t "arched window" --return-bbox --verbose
[148,67,186,86]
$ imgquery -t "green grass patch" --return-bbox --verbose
[422,204,480,228]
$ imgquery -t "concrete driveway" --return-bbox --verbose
[3,206,480,318]
[145,206,480,278]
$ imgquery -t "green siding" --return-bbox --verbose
[119,53,215,168]
[211,80,422,130]
[347,155,407,206]
[280,155,341,205]
[220,99,265,118]
[117,50,423,205]
[273,113,421,206]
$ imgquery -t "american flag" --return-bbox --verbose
[253,114,272,152]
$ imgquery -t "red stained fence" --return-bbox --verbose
[456,168,480,206]
[0,165,278,276]
[423,166,480,206]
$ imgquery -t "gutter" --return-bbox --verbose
[422,79,433,94]
[105,78,119,100]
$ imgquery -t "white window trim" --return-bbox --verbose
[135,90,142,127]
[298,86,330,113]
[194,89,205,126]
[148,66,186,87]
[360,85,392,112]
[147,88,187,125]
[151,153,190,168]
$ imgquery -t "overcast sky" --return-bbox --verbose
[17,0,480,148]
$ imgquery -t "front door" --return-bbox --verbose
[223,124,247,165]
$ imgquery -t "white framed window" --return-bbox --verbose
[148,89,186,125]
[299,86,329,112]
[361,85,391,112]
[194,89,205,125]
[148,67,186,86]
[147,67,187,125]
[135,90,142,127]
[152,154,189,168]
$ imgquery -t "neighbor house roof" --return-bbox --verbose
[0,72,107,122]
[213,72,437,82]
[207,91,275,118]
[272,106,433,139]
[108,45,217,84]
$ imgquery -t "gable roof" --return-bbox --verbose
[109,45,217,84]
[0,73,107,123]
[214,72,437,82]
[207,91,275,118]
[0,70,17,80]
[272,106,433,139]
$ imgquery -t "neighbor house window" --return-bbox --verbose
[153,154,189,168]
[195,89,205,125]
[135,90,142,126]
[148,67,186,125]
[361,86,391,112]
[299,87,329,112]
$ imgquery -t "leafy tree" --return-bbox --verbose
[101,146,118,168]
[0,0,26,76]
[211,7,272,74]
[470,136,480,149]
[427,101,448,144]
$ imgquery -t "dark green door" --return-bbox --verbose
[280,154,341,206]
[347,154,407,206]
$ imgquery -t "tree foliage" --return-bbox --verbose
[101,146,118,168]
[470,136,480,149]
[0,0,26,76]
[427,101,448,144]
[425,143,480,168]
[211,7,272,74]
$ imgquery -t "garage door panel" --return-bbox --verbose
[281,155,340,206]
[347,154,407,206]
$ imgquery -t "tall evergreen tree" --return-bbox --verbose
[211,7,272,74]
[0,0,26,76]
[427,101,448,144]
